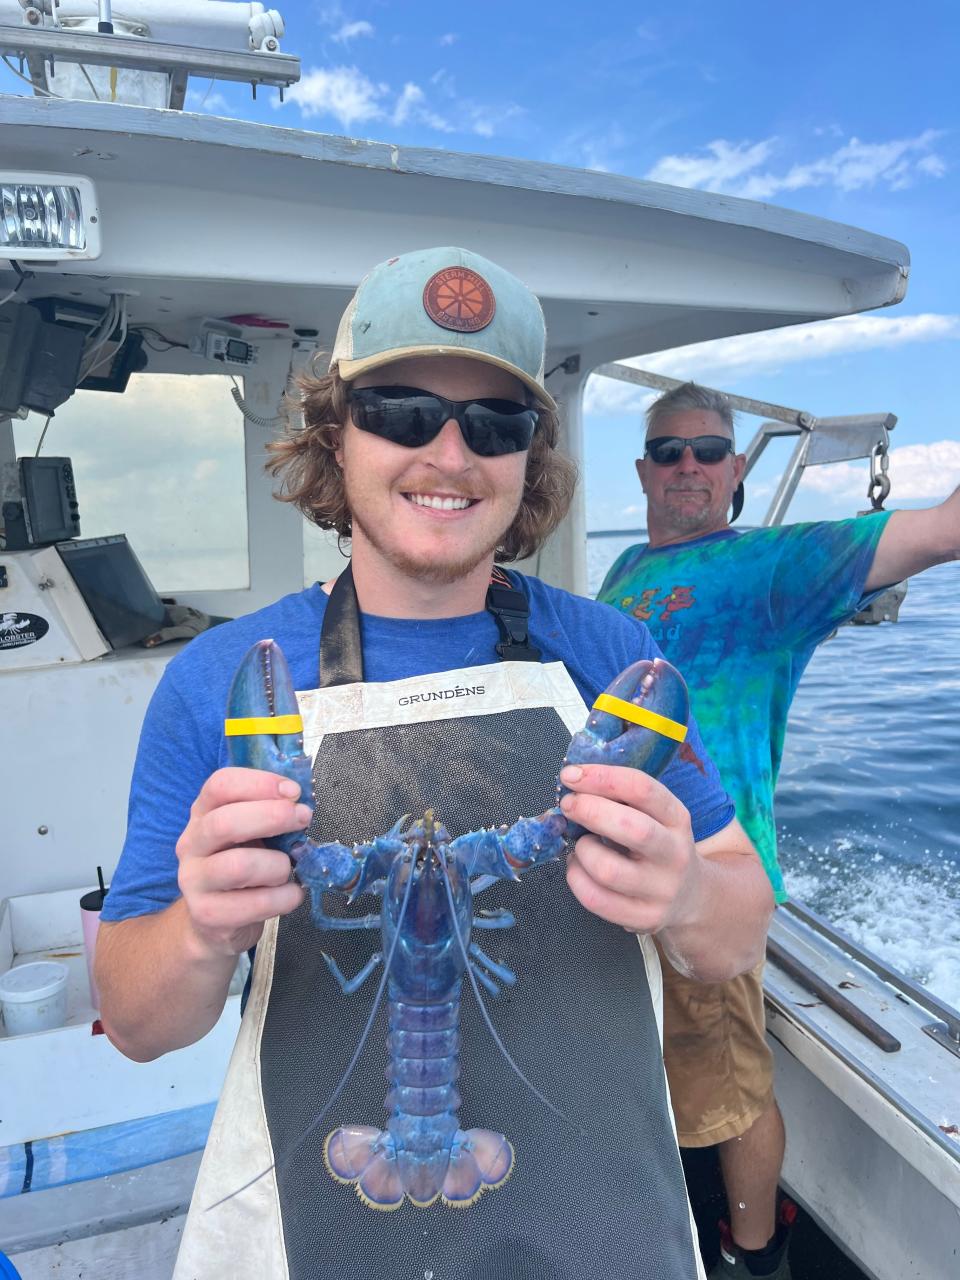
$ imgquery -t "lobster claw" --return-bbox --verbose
[224,641,357,893]
[561,659,689,832]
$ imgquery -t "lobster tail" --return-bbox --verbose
[323,1122,514,1210]
[324,1127,404,1211]
[441,1129,514,1207]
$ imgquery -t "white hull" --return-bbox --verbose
[767,905,960,1280]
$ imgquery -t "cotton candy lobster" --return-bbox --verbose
[224,640,689,1210]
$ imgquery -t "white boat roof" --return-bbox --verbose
[1,97,910,365]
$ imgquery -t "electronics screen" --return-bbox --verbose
[56,534,167,650]
[19,456,81,545]
[79,331,147,394]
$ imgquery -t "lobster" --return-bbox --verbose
[223,639,689,1210]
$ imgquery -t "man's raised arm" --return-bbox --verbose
[865,485,960,591]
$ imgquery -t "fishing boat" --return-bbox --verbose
[0,4,957,1277]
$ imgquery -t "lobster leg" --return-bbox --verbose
[469,964,501,997]
[308,906,381,931]
[449,809,568,882]
[471,908,516,930]
[321,950,384,995]
[469,943,517,988]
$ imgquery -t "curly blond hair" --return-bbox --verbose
[267,367,578,562]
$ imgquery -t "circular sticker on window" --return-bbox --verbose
[0,611,49,649]
[423,267,496,333]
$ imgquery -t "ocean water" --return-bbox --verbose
[588,537,960,1010]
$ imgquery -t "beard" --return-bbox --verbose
[662,488,719,533]
[349,502,519,586]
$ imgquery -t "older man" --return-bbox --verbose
[97,253,772,1280]
[598,380,959,1279]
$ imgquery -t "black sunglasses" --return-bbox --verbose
[348,386,539,457]
[644,435,734,466]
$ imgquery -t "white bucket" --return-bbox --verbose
[0,961,69,1036]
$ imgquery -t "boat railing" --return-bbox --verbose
[779,897,960,1058]
[0,0,300,108]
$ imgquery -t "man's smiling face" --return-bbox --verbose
[636,408,746,545]
[338,355,531,587]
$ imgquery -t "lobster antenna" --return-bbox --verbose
[206,853,418,1212]
[439,850,584,1137]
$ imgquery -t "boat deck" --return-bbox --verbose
[683,1145,868,1279]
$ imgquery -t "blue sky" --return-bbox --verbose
[5,0,958,530]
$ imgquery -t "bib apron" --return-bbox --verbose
[175,570,703,1280]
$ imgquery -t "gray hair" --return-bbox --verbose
[646,381,735,440]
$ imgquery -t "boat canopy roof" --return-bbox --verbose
[2,97,909,368]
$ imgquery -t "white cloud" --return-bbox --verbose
[185,86,229,114]
[283,63,521,140]
[647,130,947,200]
[554,124,630,173]
[438,33,458,46]
[332,19,374,43]
[647,138,777,191]
[392,82,453,132]
[583,378,654,417]
[917,153,947,178]
[285,66,386,128]
[585,314,960,416]
[459,102,521,139]
[799,441,960,502]
[392,81,422,125]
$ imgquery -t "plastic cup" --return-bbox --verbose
[0,961,69,1036]
[80,887,107,1010]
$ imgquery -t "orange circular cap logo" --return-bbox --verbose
[423,267,496,333]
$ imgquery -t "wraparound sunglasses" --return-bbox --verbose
[348,386,539,457]
[644,434,735,466]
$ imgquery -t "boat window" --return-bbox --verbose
[12,374,249,592]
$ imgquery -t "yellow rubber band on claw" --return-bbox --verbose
[224,715,304,736]
[592,694,687,743]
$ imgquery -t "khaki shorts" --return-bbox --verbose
[657,947,774,1147]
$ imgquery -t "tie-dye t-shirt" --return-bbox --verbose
[597,516,893,900]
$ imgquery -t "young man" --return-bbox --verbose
[97,250,772,1280]
[598,380,959,1280]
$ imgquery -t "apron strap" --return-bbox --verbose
[319,563,365,687]
[487,565,541,662]
[318,563,540,688]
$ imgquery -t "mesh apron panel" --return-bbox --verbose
[260,707,698,1280]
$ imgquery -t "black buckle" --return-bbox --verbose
[486,570,541,662]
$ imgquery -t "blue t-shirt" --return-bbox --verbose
[597,516,892,901]
[103,573,734,923]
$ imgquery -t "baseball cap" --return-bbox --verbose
[329,246,557,412]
